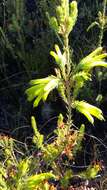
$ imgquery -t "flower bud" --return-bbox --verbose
[69,1,78,32]
[56,6,65,24]
[50,17,59,32]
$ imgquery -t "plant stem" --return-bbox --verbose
[64,35,72,130]
[97,0,106,101]
[98,0,107,47]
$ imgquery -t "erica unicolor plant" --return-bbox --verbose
[26,0,107,187]
[26,0,107,126]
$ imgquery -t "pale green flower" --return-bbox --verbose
[77,47,107,72]
[26,75,60,107]
[74,101,104,124]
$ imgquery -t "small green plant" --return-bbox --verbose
[0,135,56,190]
[0,133,101,189]
[26,0,107,188]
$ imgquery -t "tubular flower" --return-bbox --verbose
[73,101,104,124]
[50,44,66,77]
[26,75,60,107]
[77,47,107,72]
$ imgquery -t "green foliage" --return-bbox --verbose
[73,124,85,156]
[60,169,73,188]
[78,162,101,179]
[31,114,78,163]
[0,135,56,190]
[0,0,55,77]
